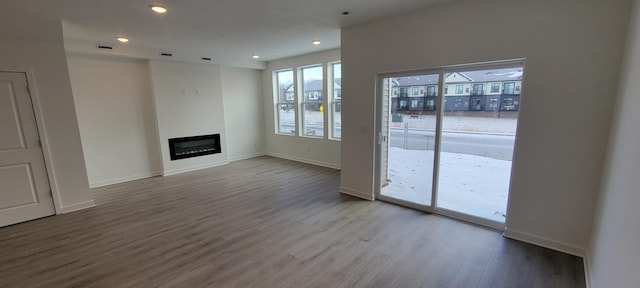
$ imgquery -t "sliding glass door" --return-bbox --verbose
[378,73,441,210]
[376,61,524,228]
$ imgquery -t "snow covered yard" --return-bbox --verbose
[383,147,511,222]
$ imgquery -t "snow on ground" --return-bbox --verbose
[383,147,511,222]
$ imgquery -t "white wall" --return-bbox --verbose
[67,55,161,187]
[149,60,228,175]
[0,38,93,213]
[341,0,630,254]
[263,49,341,169]
[222,66,265,161]
[589,0,640,286]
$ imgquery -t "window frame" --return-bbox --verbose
[272,61,341,141]
[454,98,463,108]
[490,83,500,93]
[299,64,325,138]
[427,85,437,97]
[273,69,296,136]
[329,61,342,140]
[503,82,516,95]
[472,83,483,95]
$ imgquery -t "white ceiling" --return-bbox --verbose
[2,0,449,64]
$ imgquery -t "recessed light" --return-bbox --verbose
[312,40,321,45]
[150,5,167,14]
[252,55,260,59]
[116,37,129,43]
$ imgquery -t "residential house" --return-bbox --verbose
[391,68,522,113]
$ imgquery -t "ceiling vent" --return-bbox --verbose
[201,57,212,61]
[96,45,113,50]
[160,52,173,57]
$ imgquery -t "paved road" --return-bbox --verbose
[390,128,515,161]
[278,124,515,161]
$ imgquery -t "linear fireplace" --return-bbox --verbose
[169,134,221,160]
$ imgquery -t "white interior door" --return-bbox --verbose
[0,72,55,227]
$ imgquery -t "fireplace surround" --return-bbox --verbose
[168,134,221,160]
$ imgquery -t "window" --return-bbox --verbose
[503,82,515,94]
[426,99,436,110]
[274,70,295,135]
[426,85,436,96]
[330,62,341,140]
[301,65,324,137]
[399,100,408,110]
[454,98,463,108]
[444,86,448,94]
[412,87,420,96]
[489,99,498,110]
[273,61,340,140]
[411,99,419,109]
[472,84,483,95]
[502,97,515,110]
[491,83,500,93]
[399,87,408,97]
[456,85,464,94]
[515,85,521,92]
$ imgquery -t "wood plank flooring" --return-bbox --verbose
[0,156,585,287]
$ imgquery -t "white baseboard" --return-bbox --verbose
[228,152,266,162]
[266,152,340,170]
[163,161,230,176]
[339,186,374,201]
[89,171,161,188]
[59,200,95,214]
[503,228,586,257]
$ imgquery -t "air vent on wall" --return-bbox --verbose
[96,45,113,50]
[160,52,173,57]
[201,57,212,61]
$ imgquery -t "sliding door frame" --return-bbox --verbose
[374,59,526,231]
[374,68,443,213]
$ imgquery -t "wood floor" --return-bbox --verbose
[0,156,585,288]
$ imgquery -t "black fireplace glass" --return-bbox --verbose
[169,134,221,160]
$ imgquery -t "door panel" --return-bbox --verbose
[437,65,522,225]
[379,73,440,209]
[0,72,54,227]
[0,164,39,208]
[0,81,26,150]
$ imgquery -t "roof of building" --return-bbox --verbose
[393,68,523,86]
[304,78,341,91]
[394,75,440,86]
[452,68,523,83]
